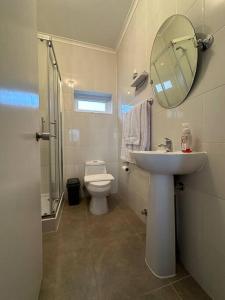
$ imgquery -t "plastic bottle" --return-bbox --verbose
[181,123,192,153]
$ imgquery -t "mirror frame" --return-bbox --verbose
[150,14,198,109]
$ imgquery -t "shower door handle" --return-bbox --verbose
[36,132,56,141]
[36,119,57,141]
[36,132,50,141]
[36,117,51,141]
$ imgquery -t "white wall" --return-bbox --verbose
[0,0,42,299]
[117,0,225,298]
[53,40,118,193]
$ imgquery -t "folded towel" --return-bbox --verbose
[120,100,151,163]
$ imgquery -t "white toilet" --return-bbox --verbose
[84,160,114,215]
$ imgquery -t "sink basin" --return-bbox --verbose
[131,150,207,279]
[131,150,207,175]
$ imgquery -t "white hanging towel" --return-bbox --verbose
[120,101,151,163]
[120,112,131,162]
[125,104,141,145]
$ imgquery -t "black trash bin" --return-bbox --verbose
[66,178,80,205]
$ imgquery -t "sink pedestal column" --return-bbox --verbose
[145,174,176,278]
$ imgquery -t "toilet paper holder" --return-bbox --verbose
[141,209,148,216]
[121,162,129,172]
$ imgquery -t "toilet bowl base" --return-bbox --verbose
[90,196,108,215]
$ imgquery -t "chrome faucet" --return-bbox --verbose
[158,138,173,152]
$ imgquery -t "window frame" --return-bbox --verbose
[74,90,113,115]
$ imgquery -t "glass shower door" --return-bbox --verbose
[48,50,60,213]
[39,38,63,218]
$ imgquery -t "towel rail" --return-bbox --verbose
[147,98,153,150]
[147,98,154,105]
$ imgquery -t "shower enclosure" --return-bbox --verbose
[38,36,64,218]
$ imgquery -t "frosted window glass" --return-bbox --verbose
[74,90,112,114]
[77,100,106,112]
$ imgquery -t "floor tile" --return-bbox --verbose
[87,202,137,241]
[141,286,181,300]
[39,197,211,300]
[119,206,146,235]
[168,262,189,283]
[40,248,97,300]
[173,276,211,299]
[92,235,169,299]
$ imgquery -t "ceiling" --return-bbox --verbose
[37,0,134,49]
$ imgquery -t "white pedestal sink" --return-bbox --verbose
[131,150,207,278]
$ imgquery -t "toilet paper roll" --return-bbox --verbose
[121,166,129,172]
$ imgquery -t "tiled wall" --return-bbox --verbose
[117,0,225,298]
[53,41,118,193]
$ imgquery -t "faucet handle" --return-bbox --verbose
[158,138,173,152]
[164,137,173,152]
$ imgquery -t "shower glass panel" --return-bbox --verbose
[38,39,63,217]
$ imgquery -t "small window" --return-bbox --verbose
[74,90,112,114]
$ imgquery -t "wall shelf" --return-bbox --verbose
[131,71,149,91]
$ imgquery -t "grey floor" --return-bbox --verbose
[39,196,210,300]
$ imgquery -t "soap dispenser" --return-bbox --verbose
[181,123,192,153]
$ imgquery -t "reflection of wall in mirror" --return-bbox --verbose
[160,17,196,107]
[151,16,197,108]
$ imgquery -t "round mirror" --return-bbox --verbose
[150,15,198,108]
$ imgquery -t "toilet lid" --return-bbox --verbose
[84,173,114,183]
[89,181,111,187]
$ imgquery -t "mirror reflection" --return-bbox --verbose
[150,15,198,108]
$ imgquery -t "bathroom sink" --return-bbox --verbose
[131,150,207,175]
[131,150,207,279]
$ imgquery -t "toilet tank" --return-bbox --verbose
[85,160,107,175]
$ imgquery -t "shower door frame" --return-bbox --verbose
[46,39,63,217]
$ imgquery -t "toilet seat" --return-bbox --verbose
[89,180,111,187]
[84,173,114,183]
